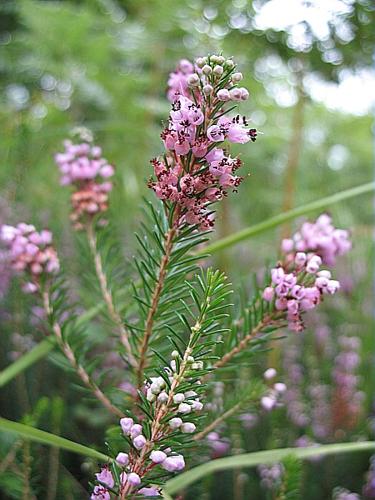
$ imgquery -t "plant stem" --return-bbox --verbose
[198,182,375,255]
[213,315,281,370]
[136,226,176,388]
[86,222,137,368]
[42,291,124,418]
[120,328,195,499]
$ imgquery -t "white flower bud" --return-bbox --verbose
[232,72,243,83]
[173,393,185,404]
[202,64,212,75]
[187,356,194,363]
[195,57,205,68]
[210,55,220,63]
[274,382,287,393]
[157,391,168,403]
[213,65,224,76]
[181,422,196,433]
[226,59,235,68]
[264,368,277,380]
[191,400,203,411]
[185,390,197,398]
[169,417,183,429]
[150,382,161,395]
[178,403,191,414]
[217,55,225,64]
[170,360,177,371]
[187,73,200,86]
[147,389,156,402]
[203,84,213,95]
[171,350,179,358]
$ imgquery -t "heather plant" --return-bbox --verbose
[0,54,368,499]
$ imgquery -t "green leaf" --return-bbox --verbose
[163,441,375,495]
[198,182,375,255]
[0,338,56,387]
[0,417,110,462]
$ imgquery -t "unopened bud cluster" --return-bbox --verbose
[91,352,204,497]
[0,223,59,293]
[54,140,114,229]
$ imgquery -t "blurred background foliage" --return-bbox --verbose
[0,0,374,498]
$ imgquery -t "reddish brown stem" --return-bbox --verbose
[86,222,137,368]
[135,225,177,388]
[213,314,284,370]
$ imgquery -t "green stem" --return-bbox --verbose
[0,417,111,462]
[198,182,375,256]
[0,338,56,388]
[164,441,375,495]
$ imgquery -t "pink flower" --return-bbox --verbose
[95,467,114,488]
[91,486,110,500]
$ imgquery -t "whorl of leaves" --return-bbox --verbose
[126,200,210,364]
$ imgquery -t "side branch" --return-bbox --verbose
[42,291,124,418]
[213,315,284,370]
[136,226,176,388]
[86,223,137,368]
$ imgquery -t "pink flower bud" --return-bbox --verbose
[133,435,146,450]
[116,452,129,466]
[262,286,274,302]
[130,424,143,439]
[181,422,196,433]
[264,368,277,380]
[150,450,167,463]
[120,417,133,434]
[128,472,141,486]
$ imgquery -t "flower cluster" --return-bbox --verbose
[281,213,351,266]
[91,352,204,497]
[54,140,114,229]
[263,254,340,332]
[261,368,287,411]
[258,463,284,492]
[149,54,257,230]
[0,223,59,293]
